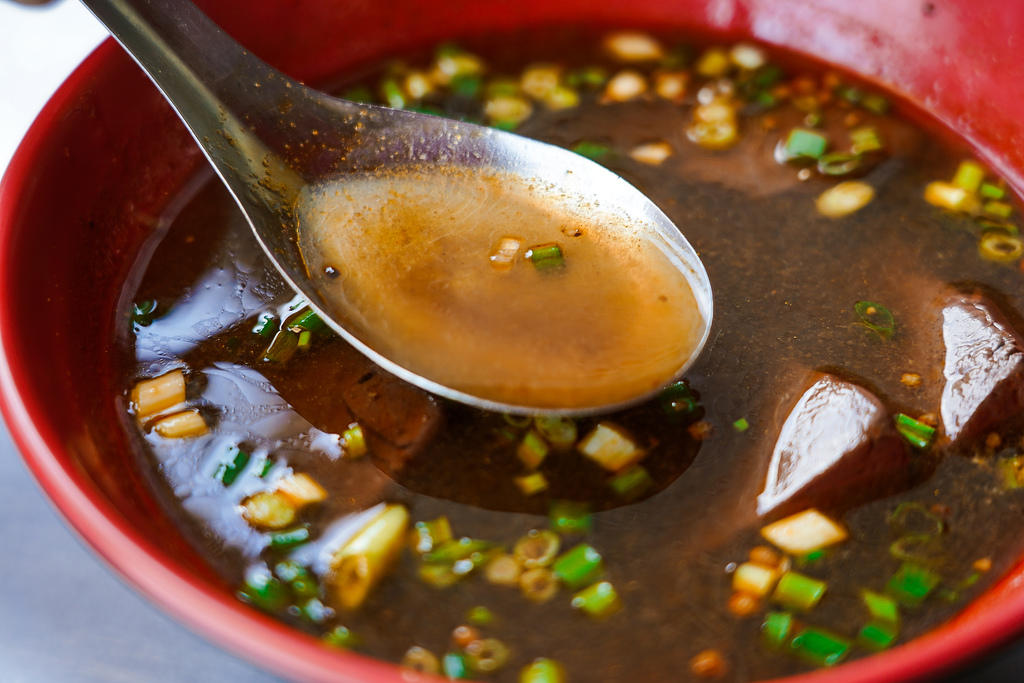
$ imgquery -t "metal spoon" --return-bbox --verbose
[79,0,713,415]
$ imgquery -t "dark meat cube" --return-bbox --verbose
[941,293,1024,444]
[757,373,909,517]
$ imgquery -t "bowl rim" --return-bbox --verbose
[3,33,1024,683]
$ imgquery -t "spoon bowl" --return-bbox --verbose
[80,0,713,414]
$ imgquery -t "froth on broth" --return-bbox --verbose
[294,168,705,409]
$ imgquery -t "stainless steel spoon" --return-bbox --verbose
[79,0,713,415]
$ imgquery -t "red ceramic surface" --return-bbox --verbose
[2,0,1024,681]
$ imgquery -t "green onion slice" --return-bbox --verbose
[213,445,250,486]
[817,152,863,176]
[552,543,604,590]
[893,414,935,450]
[549,500,593,535]
[783,128,828,160]
[979,231,1024,263]
[854,300,895,338]
[525,243,565,271]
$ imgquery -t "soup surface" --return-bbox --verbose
[122,29,1024,682]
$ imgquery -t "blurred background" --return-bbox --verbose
[2,1,1024,681]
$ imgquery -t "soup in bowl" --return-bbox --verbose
[4,0,1024,682]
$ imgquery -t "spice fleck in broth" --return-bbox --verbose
[123,30,1024,682]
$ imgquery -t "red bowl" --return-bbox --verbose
[3,0,1024,681]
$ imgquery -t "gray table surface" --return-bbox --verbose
[1,2,1023,681]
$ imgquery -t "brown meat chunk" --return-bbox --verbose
[940,293,1024,444]
[757,373,909,517]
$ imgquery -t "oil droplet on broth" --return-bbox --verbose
[294,168,704,409]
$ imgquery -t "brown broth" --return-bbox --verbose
[295,169,705,409]
[122,30,1024,683]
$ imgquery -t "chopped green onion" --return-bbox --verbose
[894,414,936,450]
[979,231,1024,263]
[771,571,826,611]
[467,605,495,626]
[787,627,851,667]
[783,128,828,160]
[296,330,312,349]
[534,416,578,447]
[418,563,463,589]
[733,417,750,432]
[503,414,533,429]
[424,537,496,564]
[341,86,374,104]
[442,652,470,679]
[886,562,941,606]
[513,530,561,568]
[262,329,300,363]
[269,524,311,550]
[552,543,604,590]
[980,182,1006,200]
[520,658,567,683]
[861,93,891,114]
[256,457,274,477]
[572,581,622,618]
[515,472,549,496]
[213,445,250,486]
[341,422,368,458]
[566,66,609,88]
[858,621,899,651]
[761,611,794,648]
[252,312,278,338]
[412,516,454,554]
[519,567,559,603]
[380,77,405,109]
[854,300,895,338]
[286,306,325,333]
[817,152,863,176]
[999,456,1024,489]
[753,64,784,88]
[572,140,611,160]
[953,160,986,193]
[525,243,565,272]
[849,126,884,153]
[549,500,594,535]
[240,566,289,611]
[659,380,702,419]
[451,74,482,98]
[402,646,441,674]
[491,119,520,132]
[983,201,1014,218]
[803,110,823,128]
[486,78,520,97]
[836,85,863,104]
[300,597,331,624]
[274,560,318,597]
[131,299,159,329]
[890,502,943,538]
[862,589,900,624]
[517,430,550,469]
[609,465,653,501]
[465,638,511,673]
[323,624,362,648]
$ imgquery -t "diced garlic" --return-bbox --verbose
[602,70,647,103]
[241,490,297,530]
[432,53,484,84]
[687,99,739,150]
[817,181,876,218]
[732,562,780,597]
[328,504,410,610]
[730,42,767,70]
[152,409,207,438]
[520,64,562,99]
[578,422,644,471]
[924,180,981,214]
[489,236,522,270]
[515,472,549,496]
[132,369,186,418]
[653,70,688,102]
[484,95,533,124]
[695,47,732,78]
[630,141,673,166]
[403,71,434,100]
[761,509,848,555]
[603,31,665,62]
[276,472,328,507]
